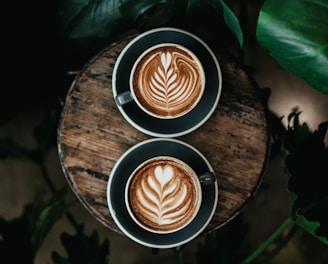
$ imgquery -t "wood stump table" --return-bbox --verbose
[57,34,270,235]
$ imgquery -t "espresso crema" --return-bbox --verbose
[131,44,205,118]
[126,156,202,233]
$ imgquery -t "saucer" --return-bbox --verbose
[107,138,218,249]
[112,27,222,137]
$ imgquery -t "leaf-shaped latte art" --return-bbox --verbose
[154,165,173,186]
[133,46,204,118]
[128,159,199,233]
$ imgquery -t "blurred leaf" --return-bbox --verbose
[258,87,287,156]
[256,0,328,95]
[188,0,243,47]
[119,0,174,25]
[195,213,249,263]
[59,0,126,38]
[30,182,69,250]
[34,102,62,155]
[281,112,328,245]
[0,179,68,262]
[0,137,42,163]
[52,224,110,264]
[59,0,175,38]
[0,103,61,163]
[59,0,243,48]
[216,0,243,47]
[0,212,34,263]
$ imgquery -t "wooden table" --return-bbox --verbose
[57,34,270,235]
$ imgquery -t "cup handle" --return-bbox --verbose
[115,91,134,106]
[199,171,216,186]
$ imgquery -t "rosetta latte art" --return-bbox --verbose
[132,45,204,118]
[128,158,200,233]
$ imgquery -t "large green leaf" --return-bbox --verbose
[216,0,243,47]
[59,0,126,38]
[59,0,178,38]
[256,0,328,95]
[281,112,328,245]
[188,0,243,47]
[59,0,243,47]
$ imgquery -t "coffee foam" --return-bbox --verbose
[131,44,205,118]
[127,157,201,233]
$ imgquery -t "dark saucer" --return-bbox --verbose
[107,138,218,249]
[112,27,222,137]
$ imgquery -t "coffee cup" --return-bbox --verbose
[115,43,206,119]
[125,156,215,234]
[112,27,222,137]
[107,138,218,248]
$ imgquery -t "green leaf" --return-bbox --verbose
[52,224,110,264]
[59,0,177,38]
[195,214,249,263]
[189,0,243,47]
[0,137,41,163]
[0,179,68,262]
[59,0,127,38]
[0,103,61,163]
[281,113,328,245]
[256,0,328,95]
[216,0,243,47]
[119,0,172,25]
[33,102,62,155]
[295,215,328,245]
[0,213,34,263]
[30,187,69,250]
[59,0,243,48]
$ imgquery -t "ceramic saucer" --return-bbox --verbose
[107,138,218,248]
[112,27,222,137]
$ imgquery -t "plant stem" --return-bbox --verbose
[262,222,299,263]
[241,217,293,264]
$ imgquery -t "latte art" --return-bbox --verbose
[127,157,201,233]
[131,45,205,118]
[137,165,191,226]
